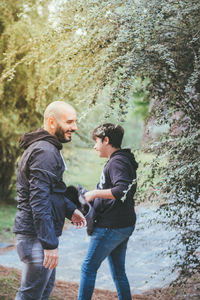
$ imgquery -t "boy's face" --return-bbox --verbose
[93,137,108,158]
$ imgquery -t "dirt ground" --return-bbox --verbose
[0,265,199,300]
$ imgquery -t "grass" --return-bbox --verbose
[0,268,19,300]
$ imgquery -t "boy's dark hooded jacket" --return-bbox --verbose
[93,149,138,228]
[14,128,76,250]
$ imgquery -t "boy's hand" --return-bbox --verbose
[84,190,97,202]
[84,189,115,202]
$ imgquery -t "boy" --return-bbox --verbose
[78,123,138,300]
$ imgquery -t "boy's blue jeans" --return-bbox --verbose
[15,234,55,300]
[78,226,135,300]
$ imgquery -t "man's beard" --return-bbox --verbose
[55,125,73,143]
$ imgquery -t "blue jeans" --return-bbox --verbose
[78,226,135,300]
[15,234,55,300]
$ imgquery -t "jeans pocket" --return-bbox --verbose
[92,227,107,238]
[112,226,135,239]
[16,239,33,263]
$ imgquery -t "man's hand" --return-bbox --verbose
[71,209,87,228]
[43,248,58,270]
[84,190,97,202]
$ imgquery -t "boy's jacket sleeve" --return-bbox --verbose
[109,159,136,201]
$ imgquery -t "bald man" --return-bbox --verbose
[14,101,86,300]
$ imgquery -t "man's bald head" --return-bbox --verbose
[44,101,75,126]
[44,101,77,143]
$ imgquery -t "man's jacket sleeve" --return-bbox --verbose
[28,148,60,249]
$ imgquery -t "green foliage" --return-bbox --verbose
[0,0,150,202]
[130,0,200,281]
[62,148,105,190]
[147,132,200,281]
[122,113,143,149]
[0,0,52,201]
[131,77,151,120]
[0,204,16,241]
[0,0,138,201]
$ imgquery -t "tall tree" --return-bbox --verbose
[0,0,53,201]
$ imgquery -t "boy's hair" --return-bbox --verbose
[92,123,124,148]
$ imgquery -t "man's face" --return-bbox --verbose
[54,108,77,143]
[93,137,108,157]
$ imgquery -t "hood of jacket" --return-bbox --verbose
[110,148,138,169]
[19,128,62,150]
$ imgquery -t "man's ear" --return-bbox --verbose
[48,116,56,131]
[104,136,110,145]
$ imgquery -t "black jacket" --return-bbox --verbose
[14,128,76,249]
[93,149,138,228]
